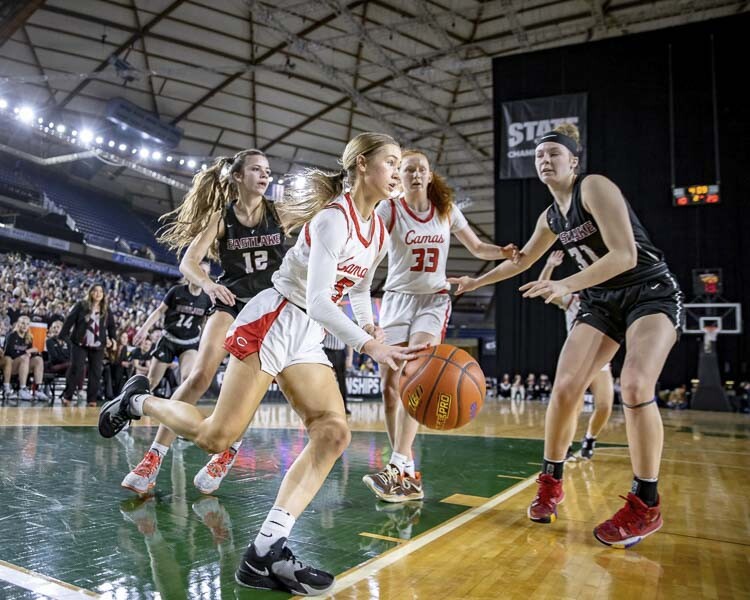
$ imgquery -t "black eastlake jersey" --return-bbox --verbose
[546,174,668,289]
[162,284,212,341]
[216,199,286,302]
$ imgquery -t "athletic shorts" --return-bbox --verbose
[379,291,452,345]
[577,272,683,344]
[224,288,331,377]
[206,297,247,319]
[150,336,198,363]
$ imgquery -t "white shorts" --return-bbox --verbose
[224,288,331,377]
[380,291,451,345]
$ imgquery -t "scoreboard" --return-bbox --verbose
[673,184,720,207]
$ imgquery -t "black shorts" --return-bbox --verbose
[205,297,247,319]
[577,272,683,344]
[151,337,199,364]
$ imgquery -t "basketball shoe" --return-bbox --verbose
[400,472,424,501]
[580,436,596,460]
[121,449,163,494]
[98,375,148,438]
[362,464,405,502]
[564,445,577,462]
[593,493,663,548]
[527,473,565,523]
[235,538,335,596]
[194,448,238,494]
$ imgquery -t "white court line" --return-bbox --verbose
[0,560,100,599]
[325,472,540,597]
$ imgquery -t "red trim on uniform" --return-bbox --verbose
[224,299,288,360]
[386,198,397,233]
[440,299,451,342]
[345,192,375,247]
[304,223,311,246]
[400,197,435,223]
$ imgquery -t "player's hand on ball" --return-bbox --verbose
[519,279,571,303]
[447,276,479,295]
[362,341,428,371]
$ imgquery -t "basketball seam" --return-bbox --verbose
[420,346,460,428]
[401,345,438,391]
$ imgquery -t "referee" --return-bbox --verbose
[322,330,352,415]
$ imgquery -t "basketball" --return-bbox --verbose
[399,344,486,430]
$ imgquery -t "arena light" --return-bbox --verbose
[71,129,78,137]
[187,159,196,168]
[118,143,127,151]
[152,151,162,160]
[201,163,207,170]
[56,124,65,133]
[139,147,150,159]
[166,155,173,162]
[108,140,115,147]
[0,98,7,109]
[268,176,274,183]
[95,136,104,144]
[131,148,137,154]
[18,106,35,123]
[179,159,185,165]
[79,129,94,143]
[37,117,44,124]
[48,122,55,128]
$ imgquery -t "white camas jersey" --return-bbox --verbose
[272,192,388,352]
[376,196,468,294]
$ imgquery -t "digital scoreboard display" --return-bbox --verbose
[672,184,720,206]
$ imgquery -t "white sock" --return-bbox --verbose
[230,440,242,452]
[3,383,10,391]
[389,451,409,475]
[150,442,170,457]
[254,506,295,556]
[130,393,150,416]
[402,460,416,478]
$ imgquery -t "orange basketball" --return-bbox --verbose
[399,344,486,430]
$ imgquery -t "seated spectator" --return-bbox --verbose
[130,338,153,377]
[538,374,552,401]
[358,356,378,375]
[45,320,71,376]
[511,374,525,401]
[2,315,47,401]
[666,384,688,410]
[497,373,512,399]
[111,331,133,394]
[526,373,540,400]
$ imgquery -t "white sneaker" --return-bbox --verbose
[18,388,33,401]
[34,390,50,402]
[193,449,238,494]
[121,449,163,494]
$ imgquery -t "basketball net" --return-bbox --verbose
[702,324,719,352]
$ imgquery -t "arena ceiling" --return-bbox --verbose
[1,0,747,316]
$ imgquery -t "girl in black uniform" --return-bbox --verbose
[450,124,682,549]
[121,149,286,495]
[132,263,212,392]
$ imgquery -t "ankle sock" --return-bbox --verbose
[631,476,658,506]
[254,506,295,556]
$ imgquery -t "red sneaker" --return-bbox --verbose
[527,473,565,523]
[594,493,663,549]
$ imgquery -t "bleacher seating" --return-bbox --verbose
[0,157,174,264]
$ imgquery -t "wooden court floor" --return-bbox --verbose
[0,398,748,599]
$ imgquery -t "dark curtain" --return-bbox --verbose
[493,14,750,387]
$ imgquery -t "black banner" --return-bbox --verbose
[499,93,587,179]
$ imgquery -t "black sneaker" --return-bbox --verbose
[580,436,596,460]
[98,375,147,438]
[235,538,335,596]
